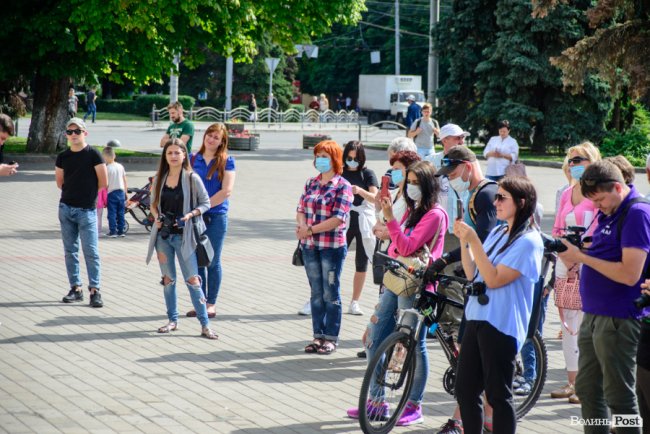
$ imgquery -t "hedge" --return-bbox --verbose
[94,95,196,116]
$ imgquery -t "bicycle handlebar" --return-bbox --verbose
[375,251,474,287]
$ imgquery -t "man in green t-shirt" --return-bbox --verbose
[159,101,195,153]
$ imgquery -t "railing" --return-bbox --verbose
[150,105,359,128]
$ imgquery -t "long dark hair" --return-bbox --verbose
[497,176,537,254]
[403,161,440,229]
[151,138,191,211]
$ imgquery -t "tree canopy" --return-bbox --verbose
[0,0,365,151]
[532,0,650,99]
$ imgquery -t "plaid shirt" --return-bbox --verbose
[297,174,352,249]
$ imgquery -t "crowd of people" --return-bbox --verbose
[6,97,648,432]
[295,118,649,433]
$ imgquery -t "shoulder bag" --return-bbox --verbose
[189,175,214,268]
[383,223,442,297]
[292,241,304,266]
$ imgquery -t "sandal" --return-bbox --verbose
[304,339,323,353]
[201,327,219,340]
[317,340,337,355]
[158,322,177,333]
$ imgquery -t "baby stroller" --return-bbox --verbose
[124,177,155,233]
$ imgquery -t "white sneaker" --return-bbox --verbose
[298,301,311,316]
[348,301,364,315]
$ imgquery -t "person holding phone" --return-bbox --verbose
[454,176,543,434]
[347,160,448,427]
[341,140,379,315]
[145,138,218,340]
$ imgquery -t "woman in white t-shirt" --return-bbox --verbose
[483,120,518,181]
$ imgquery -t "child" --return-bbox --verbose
[102,147,128,237]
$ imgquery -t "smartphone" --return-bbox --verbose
[176,217,186,228]
[7,161,17,165]
[456,198,464,221]
[380,175,391,199]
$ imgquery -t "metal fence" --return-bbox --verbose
[150,105,359,128]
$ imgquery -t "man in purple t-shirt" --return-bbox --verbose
[559,160,649,434]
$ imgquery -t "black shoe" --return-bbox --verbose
[62,287,83,303]
[89,290,103,308]
[357,350,367,359]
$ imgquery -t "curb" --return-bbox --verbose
[5,153,160,166]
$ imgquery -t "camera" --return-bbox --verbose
[158,212,176,240]
[542,226,588,253]
[467,281,489,305]
[634,293,650,309]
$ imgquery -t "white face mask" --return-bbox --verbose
[449,166,470,194]
[406,184,422,202]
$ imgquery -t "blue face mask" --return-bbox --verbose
[315,157,331,173]
[391,169,404,186]
[570,165,585,180]
[346,159,359,169]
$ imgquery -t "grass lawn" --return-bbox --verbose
[93,112,150,121]
[4,136,157,157]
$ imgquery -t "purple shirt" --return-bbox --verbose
[580,186,650,318]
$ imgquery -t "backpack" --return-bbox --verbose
[468,179,497,226]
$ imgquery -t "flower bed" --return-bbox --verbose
[228,131,259,151]
[225,122,245,133]
[302,134,332,149]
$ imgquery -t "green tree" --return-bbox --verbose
[0,0,364,152]
[434,0,611,152]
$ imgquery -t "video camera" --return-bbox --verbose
[634,293,650,309]
[541,226,589,253]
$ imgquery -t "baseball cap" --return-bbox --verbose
[406,94,415,101]
[66,117,87,130]
[436,146,476,177]
[439,123,470,140]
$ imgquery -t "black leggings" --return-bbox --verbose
[456,320,517,434]
[346,211,368,272]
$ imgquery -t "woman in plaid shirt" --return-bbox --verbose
[297,141,353,355]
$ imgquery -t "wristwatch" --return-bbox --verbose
[307,226,313,236]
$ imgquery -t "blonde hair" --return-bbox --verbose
[566,141,601,163]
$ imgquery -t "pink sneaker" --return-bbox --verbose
[396,402,424,426]
[347,400,390,420]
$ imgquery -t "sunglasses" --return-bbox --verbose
[65,129,83,135]
[568,156,589,165]
[441,158,466,167]
[580,178,618,187]
[494,193,512,202]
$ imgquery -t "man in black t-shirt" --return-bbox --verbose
[55,117,107,307]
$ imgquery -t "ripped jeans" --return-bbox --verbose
[155,234,210,327]
[365,289,428,405]
[302,245,347,343]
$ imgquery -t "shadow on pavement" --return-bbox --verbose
[228,218,296,240]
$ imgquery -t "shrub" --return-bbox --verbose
[96,99,138,114]
[601,105,650,167]
[133,95,196,115]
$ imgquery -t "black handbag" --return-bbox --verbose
[189,176,214,268]
[292,242,304,267]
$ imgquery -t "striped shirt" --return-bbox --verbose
[297,174,352,249]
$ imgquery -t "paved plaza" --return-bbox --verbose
[3,122,647,433]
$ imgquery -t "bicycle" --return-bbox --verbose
[358,253,547,434]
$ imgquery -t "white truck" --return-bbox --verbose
[358,75,425,125]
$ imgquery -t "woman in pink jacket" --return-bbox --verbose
[347,160,448,426]
[550,141,600,404]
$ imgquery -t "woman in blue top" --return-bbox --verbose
[453,176,543,434]
[187,123,236,318]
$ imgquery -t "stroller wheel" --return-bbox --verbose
[123,219,130,234]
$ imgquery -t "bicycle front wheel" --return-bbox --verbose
[358,331,416,434]
[514,330,548,419]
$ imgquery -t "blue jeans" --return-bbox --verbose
[155,234,210,327]
[58,203,101,289]
[417,147,434,159]
[84,104,96,123]
[302,246,347,343]
[366,289,428,405]
[107,190,126,235]
[521,278,549,382]
[198,214,228,305]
